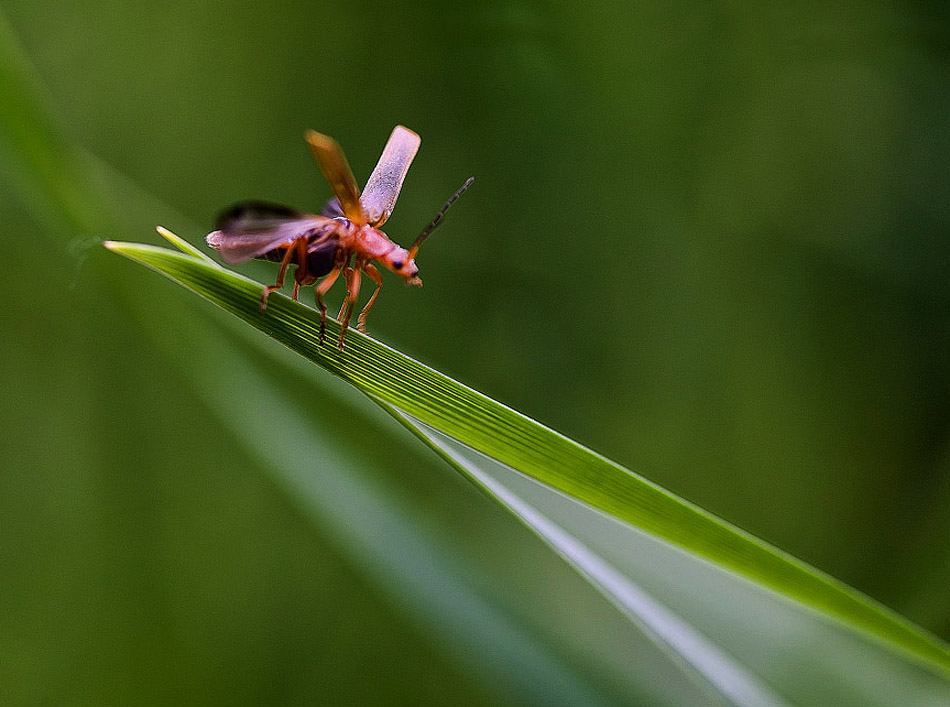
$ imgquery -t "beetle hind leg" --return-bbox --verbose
[260,242,301,314]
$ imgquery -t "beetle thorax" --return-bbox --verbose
[356,224,398,258]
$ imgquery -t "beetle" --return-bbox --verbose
[206,126,473,349]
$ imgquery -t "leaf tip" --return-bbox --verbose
[102,240,140,261]
[156,224,217,262]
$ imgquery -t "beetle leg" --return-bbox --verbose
[337,266,354,320]
[338,265,362,350]
[313,266,343,343]
[357,264,383,333]
[291,237,308,302]
[260,241,301,314]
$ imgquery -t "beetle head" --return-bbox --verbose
[381,246,422,286]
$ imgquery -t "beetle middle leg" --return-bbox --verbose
[313,266,342,343]
[338,265,362,350]
[337,266,354,320]
[357,264,383,333]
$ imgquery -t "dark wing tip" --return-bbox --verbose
[213,201,304,232]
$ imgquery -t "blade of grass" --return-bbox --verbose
[103,238,950,677]
[391,410,792,707]
[156,225,216,263]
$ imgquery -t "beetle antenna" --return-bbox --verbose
[408,177,474,258]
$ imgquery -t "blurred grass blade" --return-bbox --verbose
[104,238,950,678]
[0,12,122,235]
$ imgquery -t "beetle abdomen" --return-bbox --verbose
[255,236,340,278]
[307,238,340,277]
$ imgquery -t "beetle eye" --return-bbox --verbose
[392,260,404,270]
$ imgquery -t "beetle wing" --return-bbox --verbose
[320,197,345,218]
[207,201,333,263]
[359,125,421,227]
[304,131,366,225]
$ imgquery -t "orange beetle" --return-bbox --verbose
[206,126,473,349]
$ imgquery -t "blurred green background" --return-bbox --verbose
[2,0,949,704]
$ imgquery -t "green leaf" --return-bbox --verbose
[105,237,950,687]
